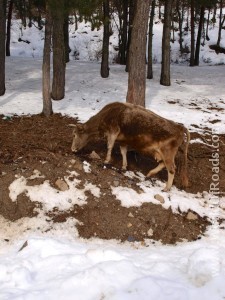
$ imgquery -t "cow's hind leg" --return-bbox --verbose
[104,131,119,164]
[120,145,128,170]
[163,157,176,192]
[146,161,165,177]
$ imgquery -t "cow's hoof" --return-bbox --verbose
[162,187,170,192]
[146,172,153,178]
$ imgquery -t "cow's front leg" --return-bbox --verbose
[104,132,119,164]
[120,145,128,170]
[146,162,165,177]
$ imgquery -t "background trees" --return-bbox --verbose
[1,0,225,109]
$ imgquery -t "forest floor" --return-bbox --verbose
[0,113,224,245]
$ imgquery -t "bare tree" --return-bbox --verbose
[101,0,110,78]
[217,0,225,47]
[194,5,205,66]
[42,3,53,116]
[6,0,13,56]
[126,0,151,106]
[51,0,66,100]
[160,0,173,86]
[125,0,134,72]
[190,0,195,66]
[147,0,156,79]
[0,0,6,96]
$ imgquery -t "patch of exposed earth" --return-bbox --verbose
[0,114,224,244]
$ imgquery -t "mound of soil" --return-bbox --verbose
[0,113,224,244]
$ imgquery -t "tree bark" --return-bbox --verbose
[101,0,110,78]
[194,6,204,66]
[160,0,173,86]
[190,0,195,66]
[42,4,53,116]
[147,0,156,80]
[51,0,65,100]
[0,0,6,96]
[6,0,13,56]
[126,0,150,106]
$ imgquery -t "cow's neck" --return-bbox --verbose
[85,115,101,137]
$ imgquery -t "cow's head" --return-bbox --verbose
[70,124,89,153]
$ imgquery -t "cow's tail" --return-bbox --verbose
[179,127,190,188]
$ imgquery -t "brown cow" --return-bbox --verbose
[70,102,190,191]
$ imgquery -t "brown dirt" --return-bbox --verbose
[0,113,224,244]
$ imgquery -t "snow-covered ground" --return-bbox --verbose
[0,15,225,300]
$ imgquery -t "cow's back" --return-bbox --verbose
[100,103,183,141]
[120,106,184,141]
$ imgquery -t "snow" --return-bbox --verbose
[0,15,225,300]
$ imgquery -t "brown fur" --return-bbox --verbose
[71,102,190,191]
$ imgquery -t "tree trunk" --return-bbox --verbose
[217,0,224,47]
[159,2,162,19]
[147,0,155,79]
[126,0,150,106]
[125,0,134,72]
[37,7,43,29]
[118,0,128,65]
[190,0,195,66]
[6,0,13,56]
[176,1,183,52]
[64,16,70,63]
[0,0,6,96]
[51,0,65,100]
[42,4,53,116]
[194,6,204,66]
[160,0,173,86]
[101,0,110,78]
[74,11,78,31]
[206,9,210,41]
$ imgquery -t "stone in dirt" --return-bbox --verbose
[89,151,101,160]
[73,160,83,171]
[55,179,69,191]
[147,228,154,237]
[186,211,198,220]
[154,194,165,204]
[113,180,120,187]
